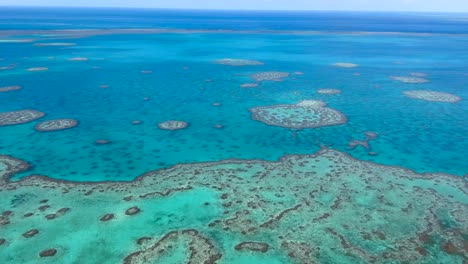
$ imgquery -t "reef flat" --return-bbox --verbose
[0,149,466,264]
[403,90,461,103]
[250,100,347,129]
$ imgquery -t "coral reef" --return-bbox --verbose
[124,230,222,264]
[67,57,88,61]
[158,120,189,130]
[250,100,347,129]
[34,119,78,132]
[317,88,341,95]
[33,43,76,47]
[403,90,461,103]
[214,58,263,66]
[0,110,45,126]
[27,67,48,72]
[240,83,259,88]
[0,149,466,263]
[333,62,358,68]
[390,76,429,84]
[250,71,289,82]
[0,86,21,93]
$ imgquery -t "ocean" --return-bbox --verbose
[0,7,467,264]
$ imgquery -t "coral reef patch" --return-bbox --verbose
[34,119,78,132]
[0,149,466,263]
[0,110,45,126]
[403,90,461,103]
[250,100,347,129]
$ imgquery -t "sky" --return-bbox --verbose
[0,0,467,12]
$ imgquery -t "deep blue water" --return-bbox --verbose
[0,8,467,182]
[1,7,468,33]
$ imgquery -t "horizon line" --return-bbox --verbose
[0,5,468,14]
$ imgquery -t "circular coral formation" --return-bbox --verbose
[0,110,45,126]
[250,100,347,129]
[390,76,429,83]
[403,90,461,103]
[27,67,48,72]
[333,62,358,68]
[317,89,341,95]
[0,86,21,93]
[215,58,264,66]
[250,71,289,82]
[39,249,57,257]
[34,119,78,132]
[158,120,189,131]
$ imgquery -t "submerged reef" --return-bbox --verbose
[333,62,359,68]
[250,100,347,129]
[0,86,21,93]
[0,149,466,263]
[215,58,264,66]
[27,67,48,72]
[250,71,289,82]
[34,119,78,132]
[240,83,259,88]
[348,132,379,153]
[33,43,76,47]
[0,110,45,126]
[317,88,341,95]
[158,120,189,131]
[403,90,461,103]
[390,76,429,84]
[67,57,89,61]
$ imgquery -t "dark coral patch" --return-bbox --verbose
[39,249,57,257]
[100,214,115,222]
[39,205,50,211]
[125,207,141,216]
[136,237,152,245]
[22,229,39,238]
[57,207,70,214]
[45,214,56,220]
[234,242,270,253]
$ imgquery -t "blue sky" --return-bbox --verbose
[0,0,467,12]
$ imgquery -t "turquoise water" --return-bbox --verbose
[0,8,467,264]
[1,17,467,181]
